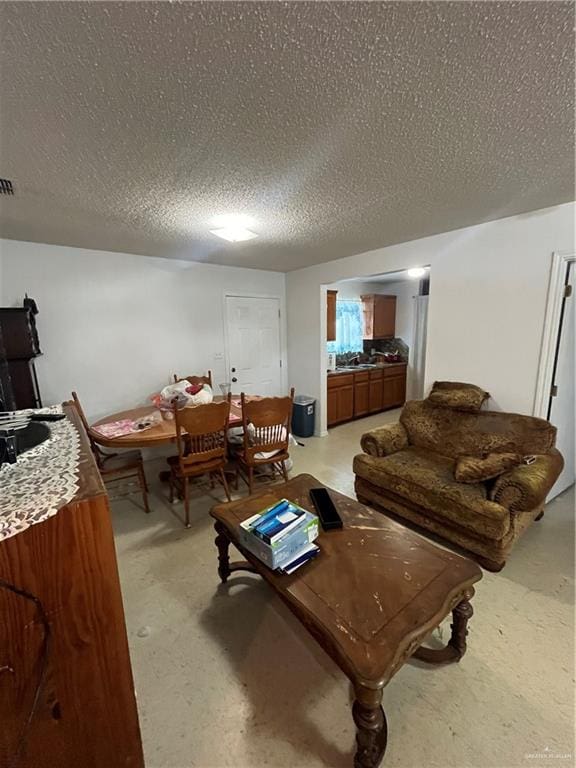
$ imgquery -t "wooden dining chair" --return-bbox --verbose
[235,389,295,494]
[168,396,231,528]
[70,391,150,514]
[173,370,212,388]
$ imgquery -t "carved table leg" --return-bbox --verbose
[214,522,232,583]
[213,521,258,583]
[412,587,475,665]
[449,592,474,659]
[352,684,388,768]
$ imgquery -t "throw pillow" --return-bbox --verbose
[455,452,522,483]
[427,381,490,412]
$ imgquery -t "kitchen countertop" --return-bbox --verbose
[327,362,407,376]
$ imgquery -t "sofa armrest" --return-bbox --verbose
[360,422,409,458]
[489,449,564,513]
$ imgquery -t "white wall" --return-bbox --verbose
[287,202,576,435]
[384,280,417,348]
[0,239,287,420]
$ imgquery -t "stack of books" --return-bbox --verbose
[239,498,320,574]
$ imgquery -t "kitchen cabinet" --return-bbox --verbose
[353,371,370,418]
[369,369,384,413]
[327,290,338,341]
[327,364,407,427]
[382,364,407,409]
[327,372,354,425]
[361,294,397,339]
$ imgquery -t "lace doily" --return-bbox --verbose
[0,405,81,542]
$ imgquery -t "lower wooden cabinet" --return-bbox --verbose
[327,364,407,427]
[369,369,384,413]
[382,367,407,409]
[353,371,370,418]
[327,373,354,425]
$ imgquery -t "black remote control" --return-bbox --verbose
[309,488,343,531]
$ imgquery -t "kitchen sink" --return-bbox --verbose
[335,363,378,371]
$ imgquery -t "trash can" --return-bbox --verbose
[291,395,316,438]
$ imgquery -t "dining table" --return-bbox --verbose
[90,396,243,450]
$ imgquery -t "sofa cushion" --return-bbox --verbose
[400,400,556,459]
[455,452,522,483]
[353,446,510,540]
[427,381,489,412]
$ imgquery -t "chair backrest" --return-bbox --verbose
[173,370,212,388]
[241,389,294,462]
[70,391,106,466]
[400,400,557,458]
[174,396,230,469]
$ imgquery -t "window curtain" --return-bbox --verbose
[327,300,364,354]
[410,295,429,399]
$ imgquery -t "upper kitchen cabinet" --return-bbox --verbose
[327,290,338,341]
[361,294,396,339]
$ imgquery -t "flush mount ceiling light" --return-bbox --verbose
[209,214,258,243]
[407,267,426,278]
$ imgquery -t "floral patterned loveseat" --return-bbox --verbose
[353,399,563,571]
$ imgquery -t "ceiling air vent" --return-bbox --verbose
[0,178,14,195]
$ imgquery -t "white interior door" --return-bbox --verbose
[225,296,282,396]
[548,261,575,499]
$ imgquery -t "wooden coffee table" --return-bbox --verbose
[210,474,482,768]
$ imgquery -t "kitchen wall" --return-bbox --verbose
[384,279,417,350]
[287,202,576,435]
[0,239,287,420]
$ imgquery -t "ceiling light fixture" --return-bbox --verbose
[210,227,258,242]
[407,267,426,279]
[209,214,258,243]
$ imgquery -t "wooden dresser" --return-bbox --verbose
[0,405,144,768]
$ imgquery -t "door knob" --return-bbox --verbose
[231,367,236,372]
[232,377,238,383]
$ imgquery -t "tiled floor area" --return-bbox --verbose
[111,409,575,768]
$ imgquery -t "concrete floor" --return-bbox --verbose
[111,410,575,768]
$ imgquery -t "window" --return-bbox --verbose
[327,300,363,354]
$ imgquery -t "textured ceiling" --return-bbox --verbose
[0,1,574,272]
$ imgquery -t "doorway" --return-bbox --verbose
[535,252,575,500]
[224,295,282,396]
[322,267,430,432]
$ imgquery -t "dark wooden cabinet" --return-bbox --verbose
[369,369,384,413]
[0,307,43,408]
[361,295,397,339]
[327,290,338,341]
[0,405,144,768]
[0,308,41,358]
[5,359,41,409]
[353,371,370,418]
[327,373,354,426]
[0,327,16,411]
[383,365,407,409]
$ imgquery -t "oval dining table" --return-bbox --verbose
[90,396,243,450]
